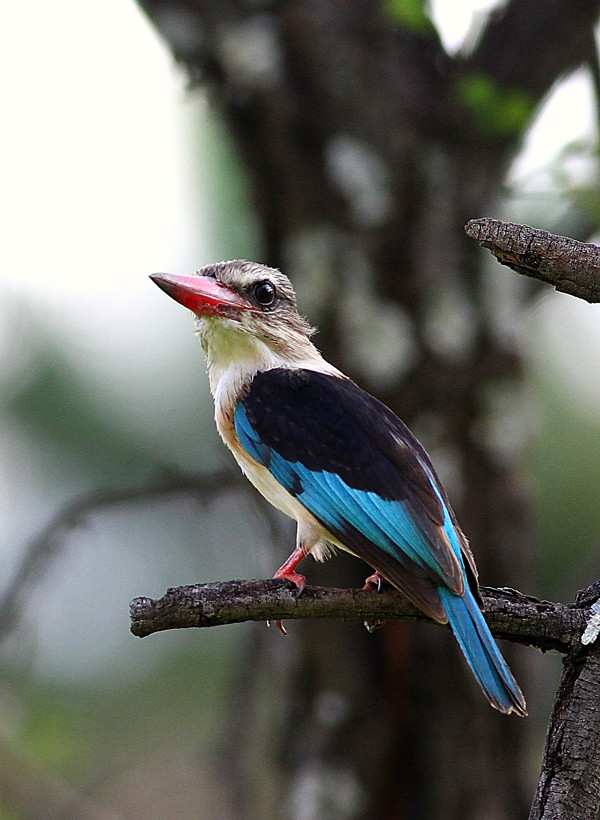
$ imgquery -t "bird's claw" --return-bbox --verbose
[267,618,288,635]
[363,571,383,593]
[269,568,307,634]
[274,570,307,597]
[363,570,386,631]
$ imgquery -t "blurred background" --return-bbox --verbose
[1,1,600,817]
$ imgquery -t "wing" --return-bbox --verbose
[234,368,481,621]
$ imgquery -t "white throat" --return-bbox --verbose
[197,315,341,414]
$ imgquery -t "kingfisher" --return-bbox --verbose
[150,260,527,716]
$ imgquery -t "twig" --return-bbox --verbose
[0,471,243,643]
[465,218,600,302]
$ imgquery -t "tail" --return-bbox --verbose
[438,586,527,716]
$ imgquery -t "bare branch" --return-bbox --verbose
[465,218,600,302]
[0,470,244,643]
[130,579,588,654]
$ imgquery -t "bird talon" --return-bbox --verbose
[274,569,307,596]
[363,572,386,631]
[363,571,384,593]
[267,619,288,635]
[363,619,384,633]
[271,560,307,635]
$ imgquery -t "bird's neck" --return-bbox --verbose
[198,316,340,413]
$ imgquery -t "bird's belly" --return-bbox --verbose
[236,448,297,517]
[227,437,339,561]
[216,405,340,561]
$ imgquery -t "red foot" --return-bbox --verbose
[274,545,308,595]
[270,546,308,634]
[274,568,307,596]
[363,571,384,593]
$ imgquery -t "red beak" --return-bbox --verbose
[150,273,252,318]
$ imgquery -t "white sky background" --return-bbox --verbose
[0,0,206,298]
[0,0,215,443]
[0,0,599,680]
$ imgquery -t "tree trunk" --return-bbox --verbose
[136,1,600,816]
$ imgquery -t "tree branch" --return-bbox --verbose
[130,574,600,818]
[0,470,248,644]
[465,217,600,302]
[130,579,588,654]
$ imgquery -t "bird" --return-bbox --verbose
[150,259,527,716]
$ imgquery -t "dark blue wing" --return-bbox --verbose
[234,369,526,714]
[235,369,478,620]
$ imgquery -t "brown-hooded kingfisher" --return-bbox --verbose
[150,260,527,716]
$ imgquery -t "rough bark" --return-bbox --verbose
[529,646,600,820]
[134,2,600,818]
[466,218,600,302]
[130,580,588,655]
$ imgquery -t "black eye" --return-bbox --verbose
[254,280,276,306]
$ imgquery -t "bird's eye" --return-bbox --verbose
[254,280,276,306]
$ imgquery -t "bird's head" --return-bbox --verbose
[150,260,316,369]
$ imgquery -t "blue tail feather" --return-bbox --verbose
[438,586,527,716]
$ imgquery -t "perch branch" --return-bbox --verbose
[130,579,589,654]
[465,218,600,302]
